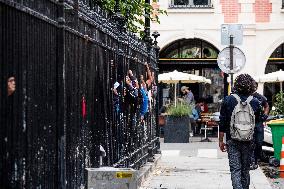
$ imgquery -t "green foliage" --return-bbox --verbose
[272,91,284,115]
[98,0,167,37]
[167,102,192,117]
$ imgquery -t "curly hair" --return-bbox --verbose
[233,74,256,95]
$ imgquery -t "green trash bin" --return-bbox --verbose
[267,120,284,160]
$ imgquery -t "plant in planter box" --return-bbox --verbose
[271,91,284,116]
[167,102,192,117]
[164,102,192,143]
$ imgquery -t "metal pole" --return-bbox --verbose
[113,0,126,30]
[57,0,66,188]
[152,31,161,154]
[114,0,120,13]
[229,35,234,92]
[174,83,177,107]
[144,0,153,44]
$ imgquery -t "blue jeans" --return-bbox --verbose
[227,140,253,189]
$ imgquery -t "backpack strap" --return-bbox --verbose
[232,94,241,104]
[245,95,253,104]
[232,94,253,104]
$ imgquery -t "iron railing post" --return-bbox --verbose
[144,0,153,44]
[152,31,161,154]
[57,0,66,188]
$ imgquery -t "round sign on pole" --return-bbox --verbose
[217,47,246,74]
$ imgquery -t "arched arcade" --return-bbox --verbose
[158,38,228,112]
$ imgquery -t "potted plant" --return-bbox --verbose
[164,102,192,143]
[270,91,284,116]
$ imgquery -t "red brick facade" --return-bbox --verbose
[151,2,160,23]
[220,0,241,23]
[254,0,272,22]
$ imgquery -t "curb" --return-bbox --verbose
[251,168,272,189]
[137,154,162,188]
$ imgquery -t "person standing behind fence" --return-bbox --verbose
[113,82,121,113]
[144,63,153,112]
[124,75,139,111]
[219,74,261,189]
[250,82,269,170]
[1,76,16,188]
[139,79,149,123]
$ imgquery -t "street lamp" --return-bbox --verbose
[113,0,126,29]
[144,0,153,44]
[114,0,120,13]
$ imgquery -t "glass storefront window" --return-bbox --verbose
[270,44,284,58]
[160,39,218,59]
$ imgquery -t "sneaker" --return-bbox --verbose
[250,163,258,170]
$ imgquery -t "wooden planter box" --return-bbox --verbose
[164,116,190,143]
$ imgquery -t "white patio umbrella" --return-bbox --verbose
[158,70,211,106]
[254,69,284,91]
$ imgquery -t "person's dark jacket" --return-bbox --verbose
[219,93,261,141]
[253,92,269,122]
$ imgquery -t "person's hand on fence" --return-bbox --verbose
[112,88,118,95]
[125,76,131,86]
[128,69,133,77]
[140,115,145,123]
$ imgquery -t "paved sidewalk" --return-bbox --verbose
[140,138,272,189]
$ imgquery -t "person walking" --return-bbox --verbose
[219,74,261,189]
[250,82,270,170]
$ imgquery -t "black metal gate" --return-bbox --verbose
[0,0,159,188]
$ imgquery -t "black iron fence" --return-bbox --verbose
[0,0,159,188]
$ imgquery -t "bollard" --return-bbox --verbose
[100,145,106,166]
[148,145,154,162]
[280,137,284,178]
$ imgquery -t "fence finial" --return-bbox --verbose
[152,31,160,48]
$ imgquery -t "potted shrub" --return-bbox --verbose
[272,91,284,115]
[164,102,192,143]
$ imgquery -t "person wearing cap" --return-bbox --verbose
[181,86,194,105]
